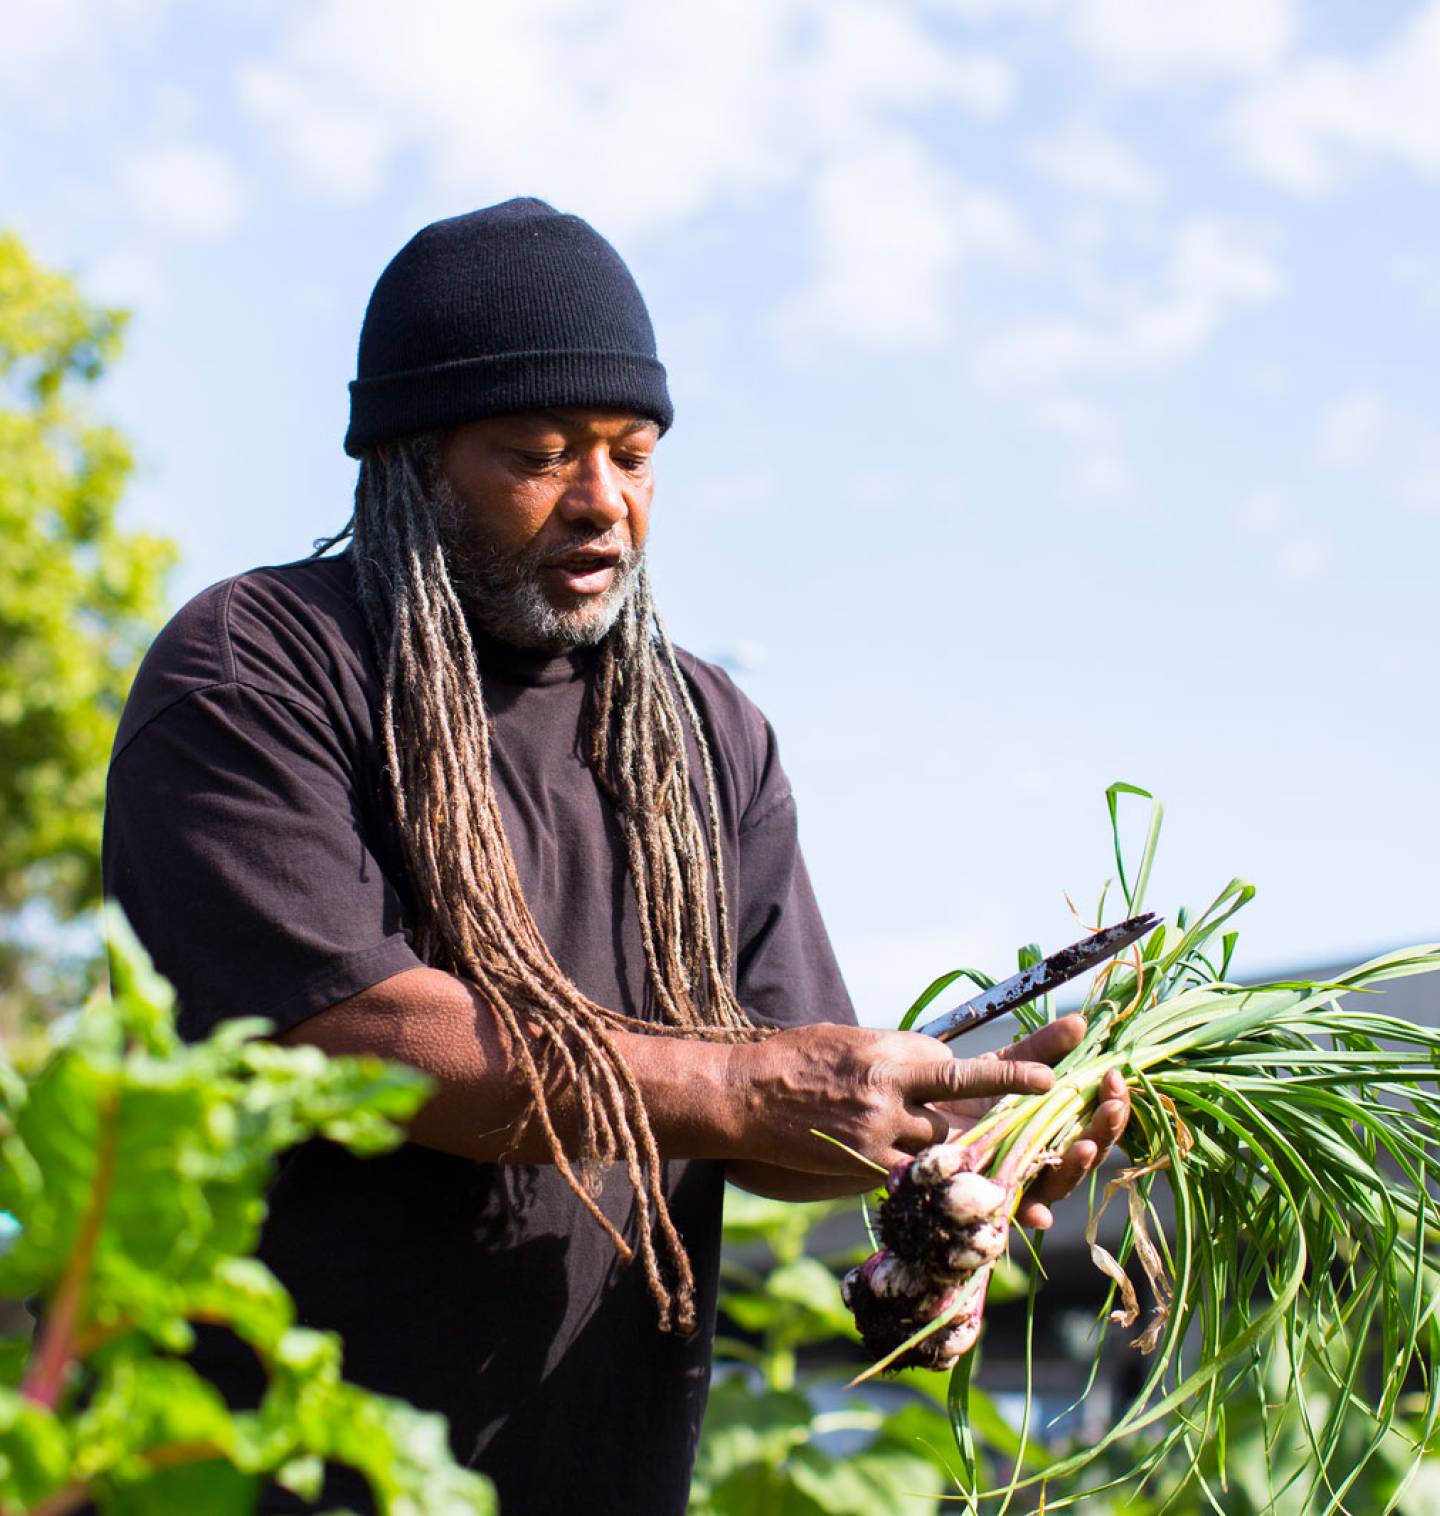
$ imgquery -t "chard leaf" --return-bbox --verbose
[0,1387,71,1506]
[0,914,494,1512]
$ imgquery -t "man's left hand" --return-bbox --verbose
[936,1012,1130,1230]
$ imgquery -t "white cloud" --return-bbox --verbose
[1028,395,1136,501]
[775,134,1032,354]
[798,0,1017,126]
[1315,391,1386,470]
[921,0,1057,17]
[1059,208,1112,255]
[236,0,1013,239]
[713,641,769,672]
[82,243,168,309]
[234,0,1021,355]
[0,2,92,81]
[652,312,727,406]
[0,0,176,117]
[942,52,1017,120]
[843,469,965,514]
[1229,1,1440,193]
[1235,485,1293,536]
[1024,120,1162,201]
[239,69,392,203]
[1234,486,1335,582]
[1072,0,1297,84]
[975,219,1282,389]
[1275,536,1334,580]
[1315,391,1440,514]
[1172,217,1282,302]
[845,471,898,511]
[116,142,250,241]
[238,0,786,235]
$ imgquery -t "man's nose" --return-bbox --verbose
[556,453,629,532]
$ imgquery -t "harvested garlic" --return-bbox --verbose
[842,1248,990,1371]
[880,1147,1009,1280]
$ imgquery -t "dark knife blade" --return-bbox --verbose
[917,912,1161,1043]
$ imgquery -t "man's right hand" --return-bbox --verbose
[720,1023,1055,1177]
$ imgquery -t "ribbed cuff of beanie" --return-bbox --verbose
[344,348,672,456]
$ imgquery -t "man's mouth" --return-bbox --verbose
[538,547,624,597]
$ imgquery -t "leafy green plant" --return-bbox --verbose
[692,1186,1045,1515]
[696,1189,1440,1516]
[691,1187,947,1515]
[849,784,1440,1515]
[987,1322,1440,1516]
[0,912,496,1515]
[692,1188,1164,1515]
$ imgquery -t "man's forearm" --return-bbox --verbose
[277,964,744,1164]
[278,963,1062,1181]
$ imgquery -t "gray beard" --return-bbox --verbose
[433,477,643,651]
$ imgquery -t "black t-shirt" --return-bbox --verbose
[102,553,856,1515]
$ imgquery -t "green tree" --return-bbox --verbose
[0,231,176,1013]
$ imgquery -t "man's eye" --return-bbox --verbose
[616,454,652,473]
[519,451,565,469]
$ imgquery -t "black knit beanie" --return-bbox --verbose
[344,197,672,457]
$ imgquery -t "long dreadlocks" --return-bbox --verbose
[321,437,766,1332]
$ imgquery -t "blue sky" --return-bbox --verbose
[5,0,1437,1021]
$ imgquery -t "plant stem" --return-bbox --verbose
[25,1484,92,1516]
[21,1086,120,1409]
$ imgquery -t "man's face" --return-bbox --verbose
[435,408,658,651]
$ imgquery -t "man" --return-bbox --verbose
[103,198,1126,1513]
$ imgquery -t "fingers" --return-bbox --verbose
[1022,1069,1130,1208]
[906,1054,1053,1106]
[1073,1069,1129,1170]
[1095,1068,1131,1144]
[1024,1137,1099,1209]
[879,1068,1130,1220]
[890,1102,950,1156]
[810,1109,947,1180]
[874,1145,921,1174]
[998,1013,1086,1069]
[1014,1197,1054,1229]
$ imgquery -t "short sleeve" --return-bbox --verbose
[734,790,857,1032]
[103,682,423,1041]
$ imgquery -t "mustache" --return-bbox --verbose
[443,523,643,596]
[528,530,637,571]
